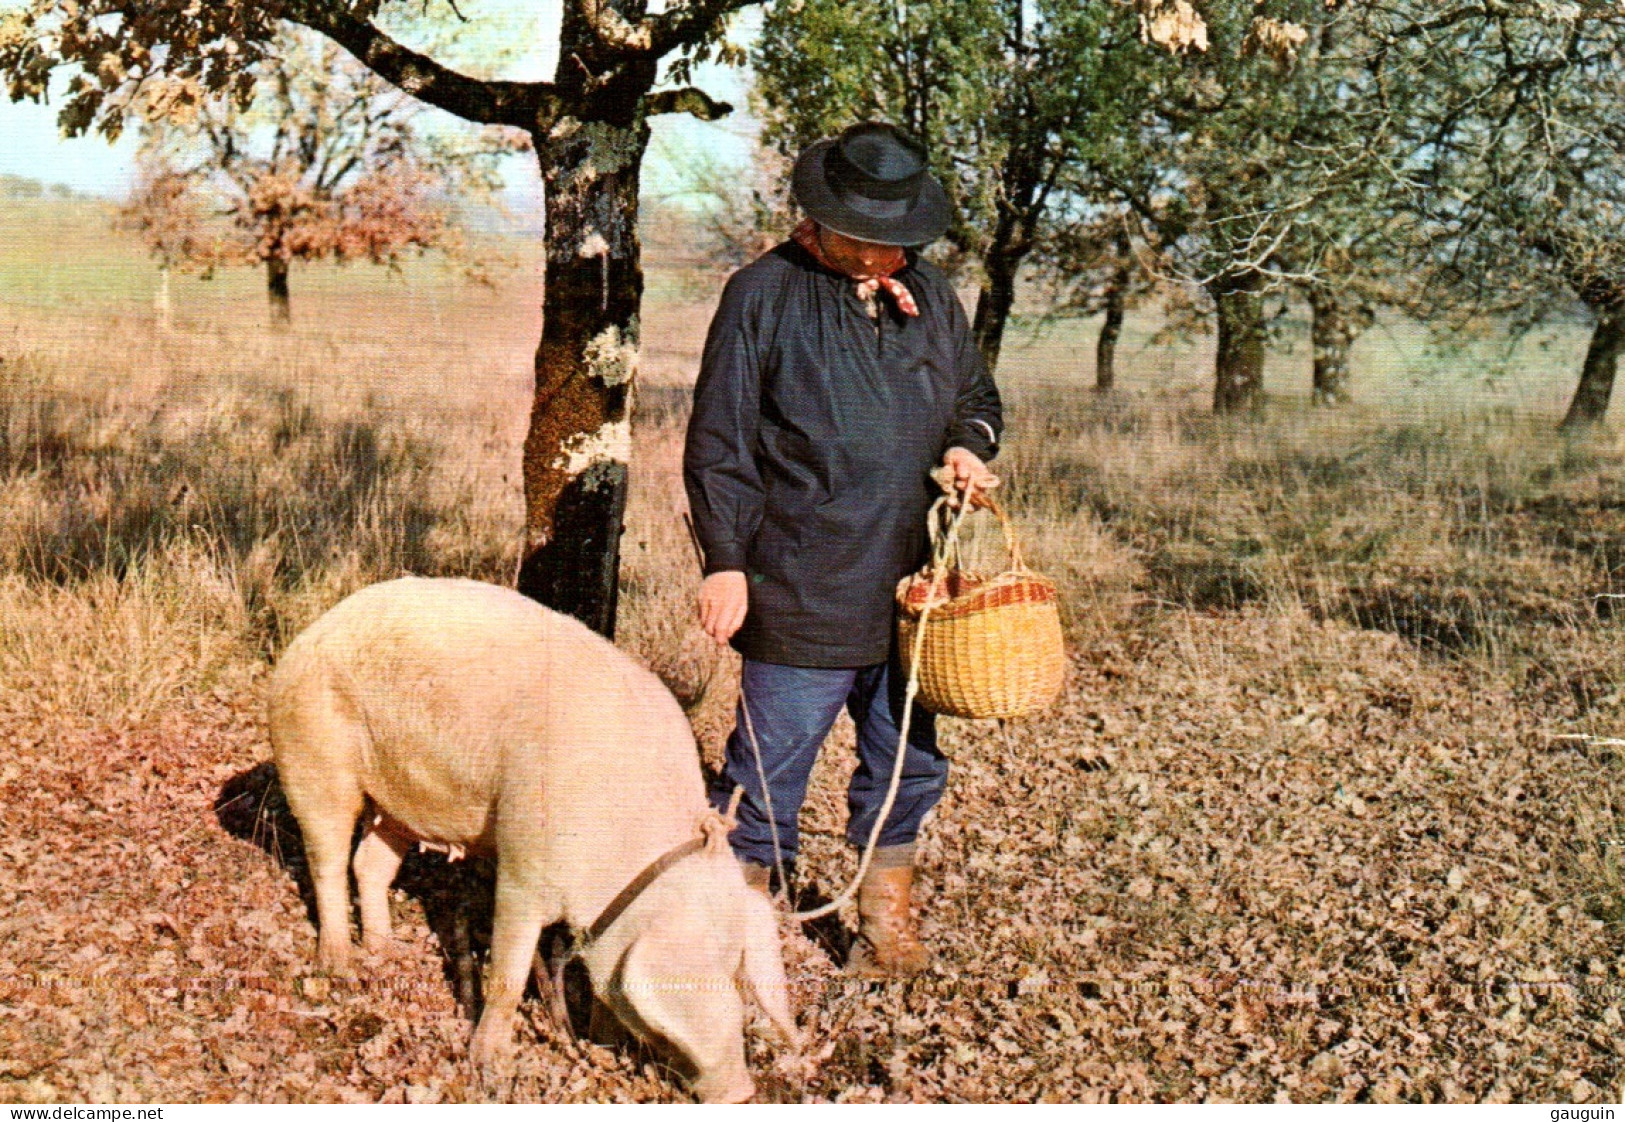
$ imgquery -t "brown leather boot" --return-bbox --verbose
[845,847,932,977]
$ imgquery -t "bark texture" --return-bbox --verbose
[1561,299,1625,430]
[514,112,649,637]
[968,113,1063,376]
[510,7,667,637]
[1210,272,1268,413]
[972,246,1021,376]
[1095,275,1129,394]
[1308,284,1364,406]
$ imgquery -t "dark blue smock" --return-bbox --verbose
[682,240,1002,667]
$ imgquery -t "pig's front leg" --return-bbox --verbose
[469,859,560,1069]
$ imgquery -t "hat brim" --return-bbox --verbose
[791,138,951,248]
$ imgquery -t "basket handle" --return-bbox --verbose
[924,491,1030,575]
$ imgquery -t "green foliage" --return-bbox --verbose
[754,0,1129,264]
[1365,3,1625,321]
[1098,2,1387,292]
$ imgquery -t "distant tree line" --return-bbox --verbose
[751,0,1625,428]
[0,173,84,200]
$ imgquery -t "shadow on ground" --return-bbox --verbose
[211,762,690,1092]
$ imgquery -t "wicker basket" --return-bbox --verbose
[895,495,1065,719]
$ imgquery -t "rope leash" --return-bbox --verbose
[735,486,979,923]
[739,679,792,903]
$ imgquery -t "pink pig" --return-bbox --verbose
[267,576,798,1102]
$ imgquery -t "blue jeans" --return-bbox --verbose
[707,653,948,869]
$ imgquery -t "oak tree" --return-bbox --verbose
[1033,209,1155,393]
[1362,1,1625,428]
[1091,1,1399,412]
[2,0,755,635]
[127,26,511,327]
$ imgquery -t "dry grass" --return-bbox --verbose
[0,315,521,724]
[999,385,1624,657]
[0,204,1622,1102]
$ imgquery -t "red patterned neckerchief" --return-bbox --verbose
[792,218,919,318]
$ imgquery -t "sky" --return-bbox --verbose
[0,0,761,204]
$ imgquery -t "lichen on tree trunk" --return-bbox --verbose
[1210,271,1268,413]
[1561,299,1625,431]
[514,114,648,637]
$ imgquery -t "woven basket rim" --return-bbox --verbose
[896,566,1058,618]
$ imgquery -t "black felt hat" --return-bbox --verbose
[791,122,950,247]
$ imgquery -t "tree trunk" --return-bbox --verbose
[1561,299,1625,430]
[972,242,1022,376]
[1095,280,1128,395]
[1209,271,1268,413]
[155,264,173,333]
[513,113,648,638]
[1308,285,1357,406]
[1095,230,1132,393]
[267,257,291,328]
[1094,290,1124,393]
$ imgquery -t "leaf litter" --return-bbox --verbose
[0,606,1621,1103]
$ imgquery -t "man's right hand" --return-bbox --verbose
[698,571,749,645]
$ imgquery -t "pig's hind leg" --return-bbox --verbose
[354,811,415,955]
[271,675,368,976]
[301,806,363,974]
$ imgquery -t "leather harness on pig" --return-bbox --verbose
[538,792,745,1039]
[582,794,741,948]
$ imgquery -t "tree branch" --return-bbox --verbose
[280,2,561,130]
[1367,4,1491,48]
[644,86,733,120]
[645,0,761,58]
[578,0,654,52]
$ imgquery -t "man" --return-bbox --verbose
[682,122,1002,977]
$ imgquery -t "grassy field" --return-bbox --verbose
[0,196,1622,1103]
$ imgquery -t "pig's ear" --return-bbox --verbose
[739,890,802,1050]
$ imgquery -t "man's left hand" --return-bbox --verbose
[942,447,998,508]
